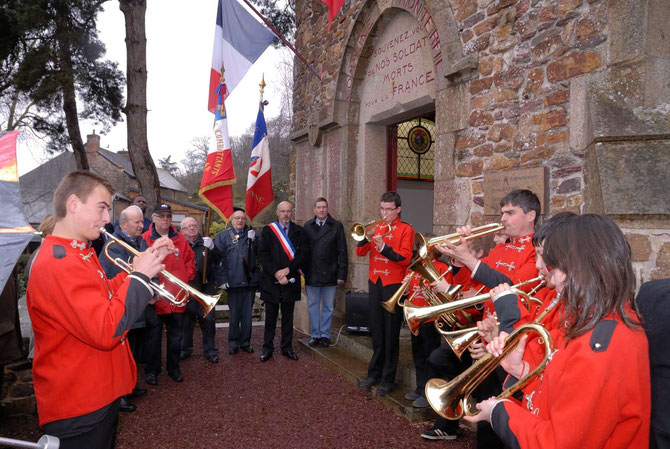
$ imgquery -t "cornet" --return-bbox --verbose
[416,223,504,258]
[425,293,561,420]
[101,227,219,316]
[350,220,391,242]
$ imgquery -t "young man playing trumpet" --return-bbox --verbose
[27,171,172,449]
[355,192,414,396]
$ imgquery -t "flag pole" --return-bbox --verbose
[202,208,214,285]
[240,0,322,81]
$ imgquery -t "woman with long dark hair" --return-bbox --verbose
[465,214,650,449]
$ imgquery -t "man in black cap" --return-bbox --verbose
[141,203,195,385]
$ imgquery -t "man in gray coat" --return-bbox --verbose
[303,197,348,347]
[215,207,259,355]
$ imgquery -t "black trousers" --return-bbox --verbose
[43,400,120,449]
[144,307,184,376]
[181,299,217,358]
[367,279,403,385]
[262,300,295,353]
[411,321,442,395]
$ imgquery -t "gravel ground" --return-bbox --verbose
[1,328,476,449]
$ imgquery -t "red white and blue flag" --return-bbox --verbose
[245,100,273,220]
[199,81,236,220]
[208,0,276,113]
[0,130,35,292]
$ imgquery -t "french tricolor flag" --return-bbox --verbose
[245,100,274,220]
[208,0,276,113]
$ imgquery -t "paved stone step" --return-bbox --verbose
[297,336,436,424]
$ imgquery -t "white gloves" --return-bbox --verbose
[203,236,214,250]
[247,230,256,241]
[219,283,229,290]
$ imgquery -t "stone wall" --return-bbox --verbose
[292,0,670,286]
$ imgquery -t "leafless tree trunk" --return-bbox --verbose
[56,16,89,170]
[120,0,160,209]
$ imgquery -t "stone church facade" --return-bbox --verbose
[289,0,670,292]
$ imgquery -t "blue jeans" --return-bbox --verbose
[305,285,336,339]
[181,299,217,358]
[227,287,255,349]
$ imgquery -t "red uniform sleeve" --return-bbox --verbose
[355,240,371,257]
[495,327,650,449]
[181,239,196,282]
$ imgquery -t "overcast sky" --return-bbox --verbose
[17,0,288,175]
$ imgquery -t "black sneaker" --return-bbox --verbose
[420,428,457,440]
[308,337,320,347]
[320,337,330,348]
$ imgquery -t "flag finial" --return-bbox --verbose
[219,65,226,83]
[259,73,266,102]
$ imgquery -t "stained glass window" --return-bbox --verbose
[397,118,435,181]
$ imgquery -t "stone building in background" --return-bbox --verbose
[289,0,670,291]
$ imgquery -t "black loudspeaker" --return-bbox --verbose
[345,291,370,333]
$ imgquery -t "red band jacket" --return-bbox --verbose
[473,233,538,333]
[27,236,154,425]
[142,224,196,314]
[355,217,414,286]
[492,311,651,449]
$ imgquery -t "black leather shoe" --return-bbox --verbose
[308,337,320,347]
[168,370,184,383]
[320,337,331,348]
[145,373,158,386]
[357,377,380,388]
[207,355,219,363]
[129,388,147,398]
[119,396,136,413]
[377,383,395,396]
[282,350,298,360]
[229,347,239,355]
[241,346,254,353]
[260,352,273,362]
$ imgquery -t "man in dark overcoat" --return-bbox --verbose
[257,201,309,361]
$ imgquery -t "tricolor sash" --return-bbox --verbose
[269,222,303,275]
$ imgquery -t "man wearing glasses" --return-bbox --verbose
[214,207,260,355]
[355,191,414,396]
[179,216,219,363]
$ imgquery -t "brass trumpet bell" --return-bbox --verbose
[425,322,553,419]
[380,257,453,314]
[403,276,542,335]
[416,223,504,259]
[101,227,220,316]
[351,220,391,242]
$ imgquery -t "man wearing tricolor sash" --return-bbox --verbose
[258,201,309,362]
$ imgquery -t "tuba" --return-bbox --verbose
[101,227,220,316]
[425,293,561,420]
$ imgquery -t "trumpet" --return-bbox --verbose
[416,223,504,258]
[351,220,391,242]
[425,293,561,420]
[100,227,219,316]
[403,276,543,335]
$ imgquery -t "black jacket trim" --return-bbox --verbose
[113,276,153,338]
[589,319,618,352]
[473,262,512,288]
[491,402,522,449]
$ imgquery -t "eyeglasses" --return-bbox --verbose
[232,216,246,221]
[182,224,198,229]
[380,207,398,213]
